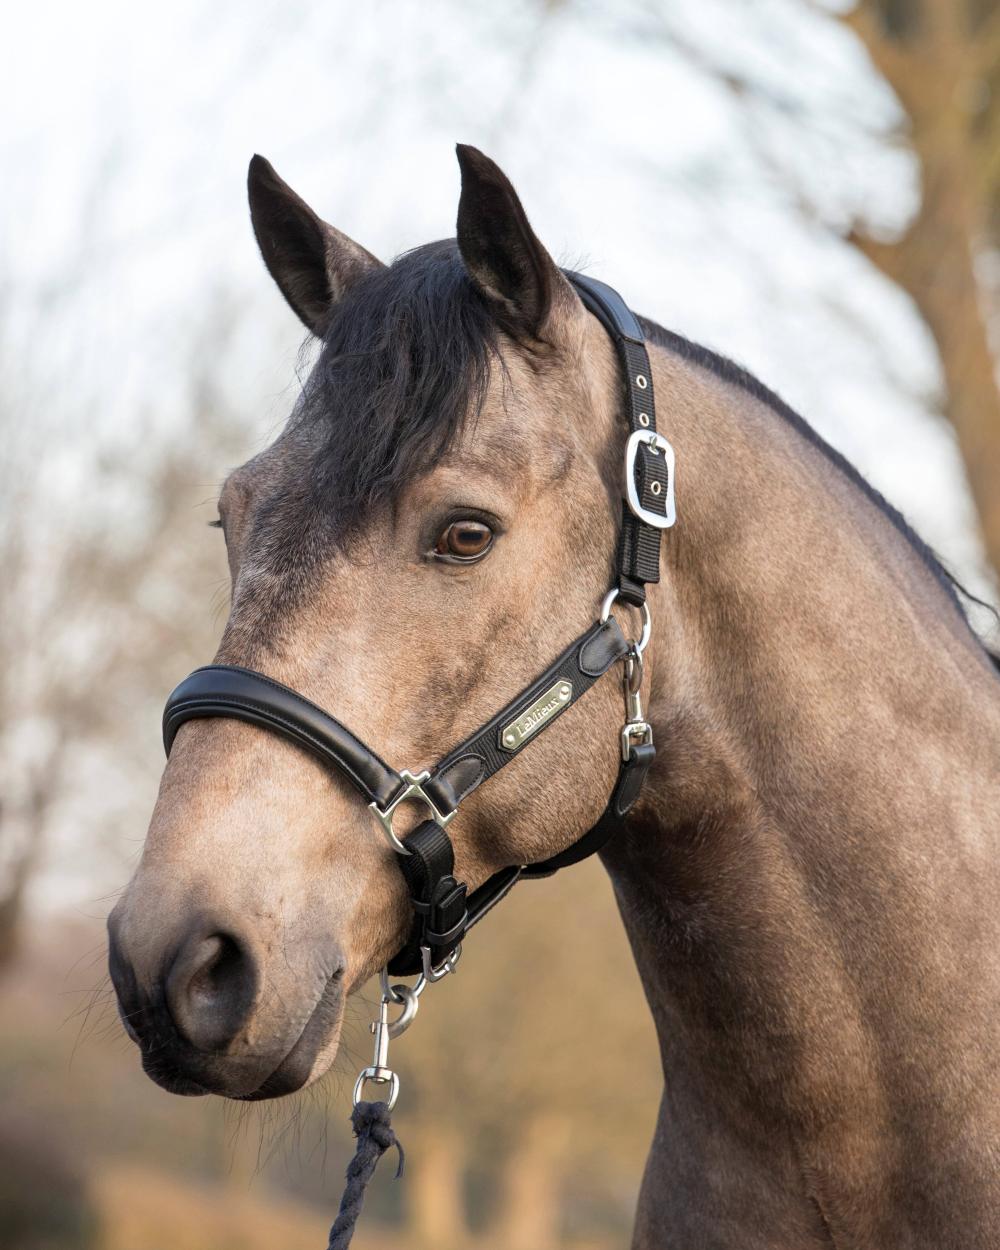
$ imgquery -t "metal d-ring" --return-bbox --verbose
[369,767,455,855]
[378,944,462,1006]
[600,588,652,655]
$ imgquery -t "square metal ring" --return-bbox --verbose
[369,768,455,855]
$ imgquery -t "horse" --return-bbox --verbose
[108,144,1000,1248]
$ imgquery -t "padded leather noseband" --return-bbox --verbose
[164,663,405,810]
[162,272,673,979]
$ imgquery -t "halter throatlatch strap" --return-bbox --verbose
[522,739,656,878]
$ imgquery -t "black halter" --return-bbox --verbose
[162,273,675,980]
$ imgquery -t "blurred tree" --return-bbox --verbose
[0,299,244,971]
[0,1114,96,1250]
[531,0,1000,586]
[843,0,1000,577]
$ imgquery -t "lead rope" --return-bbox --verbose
[326,1100,404,1250]
[329,974,427,1248]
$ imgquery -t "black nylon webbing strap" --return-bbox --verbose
[522,741,655,878]
[390,858,524,977]
[388,820,468,977]
[566,273,671,605]
[390,738,657,972]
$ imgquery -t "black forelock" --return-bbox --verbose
[297,240,498,541]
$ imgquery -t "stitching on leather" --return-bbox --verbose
[167,697,372,792]
[192,665,359,725]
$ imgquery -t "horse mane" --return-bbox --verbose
[637,315,998,661]
[299,241,995,661]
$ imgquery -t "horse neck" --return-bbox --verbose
[599,342,1000,1243]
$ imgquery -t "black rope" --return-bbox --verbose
[326,1101,404,1250]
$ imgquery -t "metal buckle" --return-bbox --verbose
[369,768,455,856]
[420,943,462,983]
[624,429,676,529]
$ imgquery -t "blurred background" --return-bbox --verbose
[3,1,1000,1247]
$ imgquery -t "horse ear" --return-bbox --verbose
[455,144,574,339]
[247,155,384,336]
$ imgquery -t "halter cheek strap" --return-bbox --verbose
[567,272,675,602]
[161,271,673,981]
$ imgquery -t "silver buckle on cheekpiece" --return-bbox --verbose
[370,768,455,856]
[624,429,676,528]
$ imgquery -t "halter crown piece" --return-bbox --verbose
[162,273,675,1113]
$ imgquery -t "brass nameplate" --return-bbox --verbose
[500,680,573,752]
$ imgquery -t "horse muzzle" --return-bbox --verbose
[107,899,345,1099]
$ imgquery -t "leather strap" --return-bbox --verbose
[393,738,657,974]
[565,272,645,343]
[522,740,654,877]
[389,862,523,978]
[423,617,629,814]
[163,664,405,809]
[384,621,630,976]
[161,620,640,978]
[163,619,628,821]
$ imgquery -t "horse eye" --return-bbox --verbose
[433,520,494,562]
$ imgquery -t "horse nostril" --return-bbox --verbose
[190,933,242,1000]
[166,928,259,1053]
